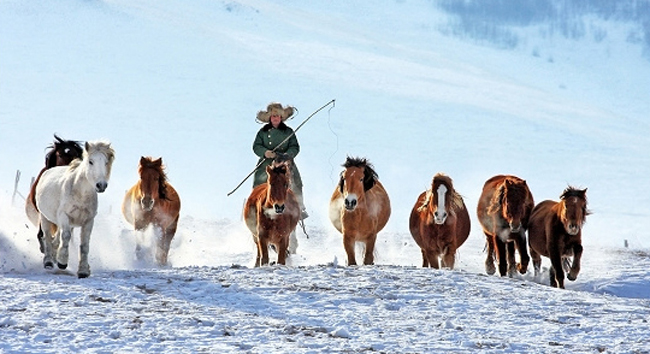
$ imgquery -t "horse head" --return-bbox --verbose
[138,156,167,211]
[559,187,589,235]
[491,177,529,233]
[339,157,377,211]
[430,173,462,225]
[83,141,115,193]
[45,134,83,168]
[265,163,291,214]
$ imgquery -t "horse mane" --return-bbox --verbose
[418,173,464,212]
[140,157,171,200]
[488,176,527,215]
[342,156,378,191]
[560,186,591,215]
[44,134,83,168]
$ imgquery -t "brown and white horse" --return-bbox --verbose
[528,187,589,288]
[477,175,534,277]
[329,157,391,266]
[243,161,300,266]
[409,173,470,269]
[26,135,83,253]
[122,157,181,266]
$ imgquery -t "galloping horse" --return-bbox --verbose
[244,160,300,266]
[122,157,181,266]
[409,173,470,269]
[35,141,115,278]
[477,175,534,277]
[329,157,391,266]
[528,187,589,288]
[25,135,83,252]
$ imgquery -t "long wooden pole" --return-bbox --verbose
[227,99,336,196]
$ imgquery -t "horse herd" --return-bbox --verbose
[24,135,589,289]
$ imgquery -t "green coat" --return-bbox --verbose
[252,123,303,194]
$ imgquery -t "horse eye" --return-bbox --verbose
[89,160,94,166]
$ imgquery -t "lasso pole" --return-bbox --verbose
[227,99,336,196]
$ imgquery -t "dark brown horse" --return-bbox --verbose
[477,175,534,277]
[528,187,589,288]
[243,161,300,266]
[25,135,83,253]
[409,173,470,269]
[329,157,391,266]
[122,157,181,266]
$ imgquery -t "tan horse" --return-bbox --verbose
[329,157,391,266]
[477,175,534,277]
[122,157,181,266]
[243,161,300,266]
[528,187,589,288]
[409,173,470,269]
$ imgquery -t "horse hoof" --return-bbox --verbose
[567,273,577,281]
[44,261,54,269]
[78,272,90,279]
[57,263,68,270]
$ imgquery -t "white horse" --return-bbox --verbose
[35,140,115,278]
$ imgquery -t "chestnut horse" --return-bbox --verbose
[243,161,300,266]
[409,173,470,269]
[528,187,589,288]
[26,135,83,253]
[122,157,181,266]
[329,157,391,266]
[477,175,534,277]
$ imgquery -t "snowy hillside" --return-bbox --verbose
[1,0,649,352]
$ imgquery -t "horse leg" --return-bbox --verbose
[441,245,455,270]
[257,230,270,266]
[363,234,376,265]
[484,233,496,275]
[156,219,178,266]
[426,250,440,269]
[343,234,357,266]
[495,238,508,276]
[76,218,94,278]
[276,236,289,266]
[515,231,530,274]
[567,244,583,281]
[530,247,542,278]
[40,218,55,269]
[56,221,73,270]
[549,250,565,288]
[421,249,429,267]
[549,265,558,288]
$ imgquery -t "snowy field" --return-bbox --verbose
[1,0,650,353]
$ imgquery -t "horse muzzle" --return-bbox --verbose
[434,211,448,225]
[344,197,357,211]
[141,197,154,211]
[95,182,108,193]
[509,223,522,233]
[566,224,581,235]
[274,204,285,214]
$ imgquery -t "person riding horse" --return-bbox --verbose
[252,102,308,219]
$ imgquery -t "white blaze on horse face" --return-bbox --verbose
[434,184,448,225]
[86,151,110,193]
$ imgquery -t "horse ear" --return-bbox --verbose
[154,157,163,167]
[140,156,147,165]
[85,141,90,151]
[338,174,345,194]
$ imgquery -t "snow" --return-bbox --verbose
[1,0,650,352]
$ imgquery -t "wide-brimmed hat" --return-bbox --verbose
[256,102,296,123]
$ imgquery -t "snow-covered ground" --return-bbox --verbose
[1,0,649,352]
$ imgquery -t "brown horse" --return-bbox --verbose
[528,187,589,288]
[329,157,391,266]
[477,175,534,277]
[122,157,181,266]
[409,173,470,269]
[25,135,83,253]
[243,161,300,266]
